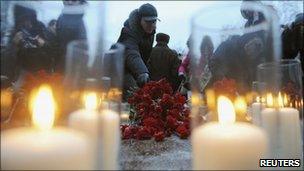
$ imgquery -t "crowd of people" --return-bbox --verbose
[4,0,303,101]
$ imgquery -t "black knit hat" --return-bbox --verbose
[156,33,170,43]
[138,3,160,21]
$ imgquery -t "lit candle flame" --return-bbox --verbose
[206,89,216,110]
[234,96,247,115]
[278,92,284,108]
[256,96,260,103]
[266,93,274,107]
[191,93,201,106]
[283,93,288,107]
[31,85,56,131]
[261,97,266,103]
[83,92,98,110]
[217,96,235,124]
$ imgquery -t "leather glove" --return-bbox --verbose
[136,73,150,87]
[178,72,186,83]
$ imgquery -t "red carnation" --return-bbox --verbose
[176,124,190,139]
[122,126,134,139]
[123,78,191,142]
[154,131,165,142]
[135,126,152,140]
[166,115,178,129]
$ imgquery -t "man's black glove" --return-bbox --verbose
[178,72,186,83]
[136,73,150,87]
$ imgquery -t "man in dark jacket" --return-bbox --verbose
[148,33,181,91]
[56,0,87,73]
[117,3,159,100]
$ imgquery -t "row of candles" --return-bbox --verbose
[1,84,121,170]
[251,92,303,160]
[1,84,302,170]
[191,91,303,170]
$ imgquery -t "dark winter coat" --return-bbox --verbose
[208,31,267,93]
[148,42,181,91]
[56,12,86,72]
[117,9,155,79]
[14,6,51,73]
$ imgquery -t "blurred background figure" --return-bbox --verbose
[178,36,191,94]
[196,35,214,92]
[282,13,303,72]
[45,19,59,72]
[148,33,181,91]
[56,0,87,73]
[12,4,50,73]
[207,0,270,93]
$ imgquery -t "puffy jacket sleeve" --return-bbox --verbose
[118,29,149,78]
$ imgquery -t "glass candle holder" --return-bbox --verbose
[257,59,303,161]
[190,2,280,170]
[64,40,125,170]
[0,1,120,170]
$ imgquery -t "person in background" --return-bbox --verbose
[178,38,190,80]
[12,4,49,73]
[117,3,159,100]
[282,13,303,72]
[45,19,59,72]
[196,35,214,92]
[56,0,87,73]
[148,33,181,91]
[208,0,268,93]
[178,36,191,91]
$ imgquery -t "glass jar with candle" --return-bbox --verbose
[1,1,124,170]
[257,59,303,161]
[190,1,280,170]
[64,40,125,170]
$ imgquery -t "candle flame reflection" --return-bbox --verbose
[234,96,247,115]
[278,92,284,108]
[31,84,56,131]
[217,96,235,124]
[266,93,274,107]
[83,92,98,110]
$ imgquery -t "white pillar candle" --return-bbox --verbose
[1,85,93,170]
[251,102,264,126]
[69,109,98,138]
[68,91,100,140]
[260,108,279,158]
[278,108,303,159]
[192,96,268,170]
[99,109,120,170]
[1,127,93,170]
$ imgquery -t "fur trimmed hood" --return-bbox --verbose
[123,9,155,36]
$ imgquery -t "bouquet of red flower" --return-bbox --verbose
[121,78,190,142]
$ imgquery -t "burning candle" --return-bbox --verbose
[1,85,92,170]
[251,96,265,126]
[192,96,268,170]
[68,91,99,140]
[277,93,302,160]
